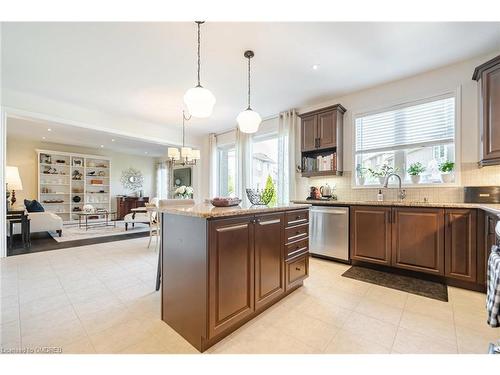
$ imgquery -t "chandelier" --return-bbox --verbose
[167,111,200,166]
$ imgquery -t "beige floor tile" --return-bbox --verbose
[1,302,19,325]
[364,285,408,309]
[340,311,398,349]
[455,325,499,354]
[294,295,351,328]
[89,318,154,353]
[354,298,404,324]
[20,292,72,321]
[273,309,339,351]
[393,327,458,354]
[399,310,457,345]
[22,317,88,348]
[324,330,391,354]
[405,294,454,321]
[0,320,21,349]
[21,305,78,332]
[78,305,135,335]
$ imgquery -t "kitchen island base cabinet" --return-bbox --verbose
[162,206,309,352]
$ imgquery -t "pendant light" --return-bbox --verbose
[183,21,216,118]
[237,50,261,134]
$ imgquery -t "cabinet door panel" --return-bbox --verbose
[317,110,336,149]
[208,217,255,339]
[254,213,285,310]
[482,65,500,162]
[445,209,477,282]
[285,253,309,291]
[392,208,444,275]
[301,115,317,152]
[350,206,391,265]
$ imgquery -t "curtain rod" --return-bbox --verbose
[214,113,280,137]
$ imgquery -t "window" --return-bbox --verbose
[217,145,236,197]
[354,95,456,185]
[252,135,278,201]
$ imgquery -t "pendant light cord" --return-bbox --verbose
[247,56,251,110]
[182,110,192,147]
[197,21,201,87]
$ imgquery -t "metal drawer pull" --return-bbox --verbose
[295,267,302,271]
[259,219,281,225]
[290,245,307,253]
[288,233,307,241]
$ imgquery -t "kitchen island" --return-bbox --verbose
[160,202,311,352]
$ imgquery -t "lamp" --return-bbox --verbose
[6,166,23,207]
[237,50,262,134]
[183,21,216,118]
[168,111,201,166]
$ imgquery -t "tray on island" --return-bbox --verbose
[210,197,242,207]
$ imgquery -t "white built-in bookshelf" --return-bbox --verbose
[37,149,111,222]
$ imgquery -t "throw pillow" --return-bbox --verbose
[24,199,45,212]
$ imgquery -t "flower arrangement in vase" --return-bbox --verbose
[175,185,194,199]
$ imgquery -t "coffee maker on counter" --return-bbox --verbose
[307,183,337,201]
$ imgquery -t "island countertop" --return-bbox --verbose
[159,202,311,219]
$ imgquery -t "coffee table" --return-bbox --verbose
[77,211,117,230]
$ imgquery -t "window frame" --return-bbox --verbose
[351,89,461,189]
[250,132,279,191]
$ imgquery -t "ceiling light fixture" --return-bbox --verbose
[312,64,319,70]
[237,50,261,134]
[167,111,201,166]
[42,136,46,140]
[100,145,104,148]
[47,128,52,132]
[183,21,216,118]
[111,139,115,142]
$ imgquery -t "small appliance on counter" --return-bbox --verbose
[307,183,337,201]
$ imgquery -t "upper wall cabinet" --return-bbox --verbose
[473,54,500,167]
[298,104,346,177]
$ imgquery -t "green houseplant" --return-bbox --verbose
[438,161,455,183]
[368,164,395,185]
[407,162,426,184]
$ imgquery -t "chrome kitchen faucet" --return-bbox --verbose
[382,173,407,201]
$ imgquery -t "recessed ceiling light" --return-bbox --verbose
[144,151,148,154]
[111,139,115,142]
[312,64,319,70]
[47,128,52,132]
[100,145,104,148]
[42,136,46,140]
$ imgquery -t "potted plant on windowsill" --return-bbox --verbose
[439,161,455,183]
[407,162,425,184]
[356,165,367,185]
[368,164,395,185]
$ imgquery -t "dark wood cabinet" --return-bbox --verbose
[350,206,392,265]
[473,55,500,166]
[299,104,346,177]
[445,209,477,282]
[392,207,445,275]
[254,213,285,311]
[285,253,309,291]
[208,216,255,339]
[116,196,149,219]
[479,211,498,286]
[301,115,317,152]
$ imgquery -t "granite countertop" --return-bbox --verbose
[160,202,311,219]
[291,199,500,216]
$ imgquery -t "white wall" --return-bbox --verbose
[6,136,157,212]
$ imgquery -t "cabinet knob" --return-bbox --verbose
[295,267,301,271]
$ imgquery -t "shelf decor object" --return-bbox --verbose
[167,111,201,166]
[37,150,111,222]
[237,50,262,134]
[183,21,216,118]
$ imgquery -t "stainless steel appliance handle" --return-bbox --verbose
[311,209,347,215]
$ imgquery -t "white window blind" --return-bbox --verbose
[355,96,455,153]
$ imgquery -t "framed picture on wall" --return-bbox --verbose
[173,167,192,187]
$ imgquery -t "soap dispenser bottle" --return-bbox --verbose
[377,189,384,202]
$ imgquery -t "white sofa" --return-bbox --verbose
[10,212,63,237]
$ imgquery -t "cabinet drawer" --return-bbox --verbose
[286,238,309,258]
[286,253,309,290]
[286,210,309,227]
[285,223,309,244]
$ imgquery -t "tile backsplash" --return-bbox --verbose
[295,163,500,202]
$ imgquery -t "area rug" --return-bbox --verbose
[342,266,448,302]
[49,220,150,242]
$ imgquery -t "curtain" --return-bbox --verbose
[156,161,170,199]
[208,133,218,198]
[235,128,253,204]
[278,109,298,204]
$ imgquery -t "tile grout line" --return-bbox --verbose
[389,291,409,353]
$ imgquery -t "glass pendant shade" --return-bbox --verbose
[237,109,262,134]
[183,87,216,118]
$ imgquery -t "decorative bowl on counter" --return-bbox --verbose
[246,188,274,205]
[210,197,242,207]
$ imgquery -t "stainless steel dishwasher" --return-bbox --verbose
[309,205,349,262]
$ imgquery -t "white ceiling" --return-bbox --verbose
[3,22,500,134]
[7,117,169,157]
